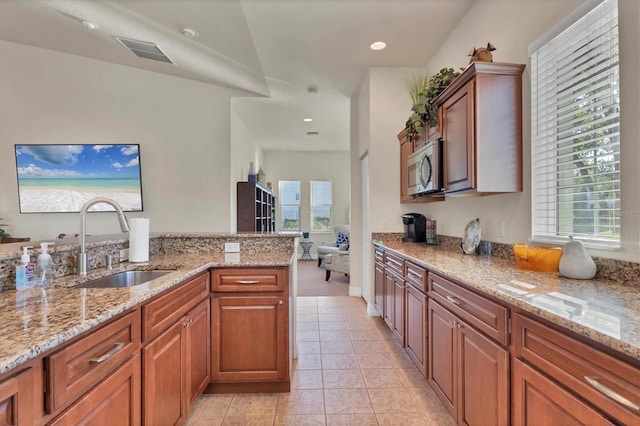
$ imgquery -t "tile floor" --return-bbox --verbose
[186,296,456,425]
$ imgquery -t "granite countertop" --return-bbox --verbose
[374,240,640,363]
[0,251,294,375]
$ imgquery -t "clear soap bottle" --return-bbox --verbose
[16,246,34,290]
[35,242,55,287]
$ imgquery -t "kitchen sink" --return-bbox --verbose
[75,270,173,288]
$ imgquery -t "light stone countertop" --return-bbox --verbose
[0,251,294,375]
[375,240,640,363]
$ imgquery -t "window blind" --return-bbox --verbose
[531,0,620,247]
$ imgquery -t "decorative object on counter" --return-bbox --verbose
[461,218,481,255]
[257,166,266,185]
[559,235,597,279]
[513,244,562,272]
[468,42,496,63]
[15,246,35,290]
[402,213,426,243]
[403,67,460,141]
[302,232,309,240]
[248,161,257,182]
[425,219,437,245]
[35,242,55,287]
[129,218,150,262]
[0,218,9,238]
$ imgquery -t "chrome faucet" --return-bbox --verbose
[77,197,130,276]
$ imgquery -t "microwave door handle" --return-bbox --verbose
[419,155,431,188]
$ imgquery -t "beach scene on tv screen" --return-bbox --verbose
[15,144,143,213]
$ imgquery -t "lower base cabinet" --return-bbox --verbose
[211,295,287,383]
[143,298,210,426]
[50,355,141,426]
[0,366,37,426]
[513,359,614,425]
[405,283,427,375]
[429,300,509,425]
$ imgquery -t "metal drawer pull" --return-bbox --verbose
[278,300,283,305]
[584,376,640,411]
[446,295,465,306]
[236,280,260,284]
[90,342,125,363]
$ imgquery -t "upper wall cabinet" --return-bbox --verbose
[434,62,525,196]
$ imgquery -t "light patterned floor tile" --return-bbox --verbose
[296,354,322,370]
[319,313,344,322]
[348,329,383,341]
[356,353,397,369]
[226,393,279,416]
[275,414,326,425]
[324,388,374,414]
[368,388,422,413]
[320,340,354,354]
[318,321,348,331]
[361,368,408,388]
[297,330,320,342]
[319,330,351,342]
[326,413,378,425]
[376,412,433,425]
[276,390,325,415]
[352,340,390,354]
[297,341,321,355]
[298,321,320,331]
[322,369,366,389]
[321,353,359,369]
[221,415,275,425]
[292,369,323,389]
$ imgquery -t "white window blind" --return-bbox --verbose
[531,0,620,248]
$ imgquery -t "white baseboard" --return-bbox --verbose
[366,302,381,317]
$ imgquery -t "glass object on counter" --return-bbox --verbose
[426,219,437,245]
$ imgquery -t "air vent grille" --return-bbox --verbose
[114,36,174,64]
[306,132,319,135]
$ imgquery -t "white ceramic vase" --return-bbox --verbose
[559,235,597,279]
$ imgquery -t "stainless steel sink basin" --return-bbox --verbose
[75,270,172,288]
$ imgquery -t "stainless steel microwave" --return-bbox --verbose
[407,138,443,196]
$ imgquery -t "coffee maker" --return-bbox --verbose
[402,213,426,243]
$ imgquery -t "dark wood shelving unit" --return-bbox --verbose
[237,182,276,232]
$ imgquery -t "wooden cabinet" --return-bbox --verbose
[435,62,525,196]
[210,267,290,393]
[428,273,510,425]
[405,283,427,376]
[513,359,615,426]
[513,313,640,425]
[50,355,141,426]
[0,365,37,426]
[237,182,276,232]
[374,246,384,316]
[141,272,210,426]
[382,251,405,344]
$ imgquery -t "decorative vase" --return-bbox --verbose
[302,232,309,239]
[558,235,597,279]
[258,166,266,184]
[248,162,257,182]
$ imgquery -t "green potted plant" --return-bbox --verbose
[403,67,460,141]
[0,218,10,239]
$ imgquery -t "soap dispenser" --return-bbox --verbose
[16,246,35,290]
[36,242,55,287]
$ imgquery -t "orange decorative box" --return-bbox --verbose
[513,244,563,272]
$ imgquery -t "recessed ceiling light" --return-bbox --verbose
[81,20,99,30]
[303,118,313,122]
[370,41,386,51]
[180,27,198,38]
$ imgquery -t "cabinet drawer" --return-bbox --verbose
[383,252,404,276]
[212,268,286,292]
[142,272,210,342]
[514,313,640,425]
[45,310,140,413]
[374,246,384,263]
[428,272,508,345]
[404,261,427,294]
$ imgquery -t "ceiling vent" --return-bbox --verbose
[114,36,174,64]
[306,131,319,135]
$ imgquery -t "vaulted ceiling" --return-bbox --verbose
[0,0,476,151]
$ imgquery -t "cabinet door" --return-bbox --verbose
[405,284,427,376]
[392,274,405,345]
[400,137,415,203]
[143,320,186,426]
[513,359,614,426]
[442,79,475,194]
[50,355,141,426]
[0,368,34,426]
[428,300,457,419]
[458,321,509,426]
[374,261,384,317]
[383,271,395,329]
[212,295,287,382]
[185,298,211,410]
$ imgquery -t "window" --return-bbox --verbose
[310,180,332,232]
[279,181,300,230]
[530,0,620,247]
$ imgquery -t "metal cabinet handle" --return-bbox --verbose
[278,300,284,305]
[584,376,640,411]
[90,342,125,363]
[236,280,260,285]
[446,295,465,306]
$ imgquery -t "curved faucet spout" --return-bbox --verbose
[77,197,130,276]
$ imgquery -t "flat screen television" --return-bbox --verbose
[14,144,143,213]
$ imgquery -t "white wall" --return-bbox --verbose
[263,150,350,251]
[0,40,238,240]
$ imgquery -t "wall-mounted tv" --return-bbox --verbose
[14,144,143,213]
